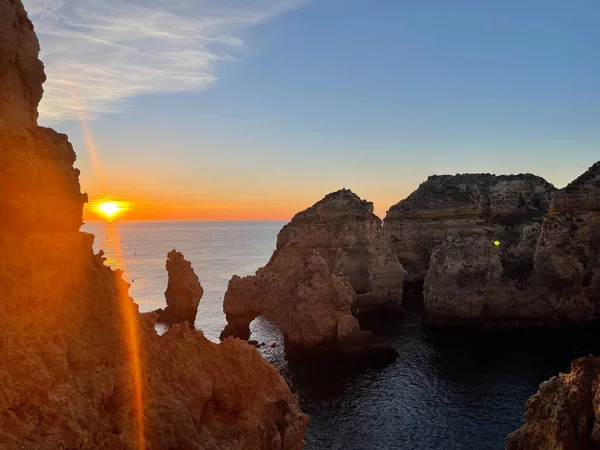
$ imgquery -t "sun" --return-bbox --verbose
[97,201,123,220]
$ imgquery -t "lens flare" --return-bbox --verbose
[494,240,501,246]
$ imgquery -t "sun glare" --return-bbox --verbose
[96,201,126,220]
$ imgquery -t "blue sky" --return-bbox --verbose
[28,0,600,219]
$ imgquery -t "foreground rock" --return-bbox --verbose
[385,174,555,310]
[156,249,204,326]
[221,252,398,363]
[0,2,308,448]
[506,357,600,449]
[265,189,406,312]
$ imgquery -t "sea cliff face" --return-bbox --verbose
[385,174,556,312]
[417,164,600,327]
[0,2,308,448]
[265,189,406,311]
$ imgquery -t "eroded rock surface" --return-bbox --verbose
[419,165,600,327]
[0,2,308,448]
[156,249,204,326]
[385,174,555,310]
[530,161,600,323]
[506,357,600,450]
[221,252,397,363]
[265,189,406,311]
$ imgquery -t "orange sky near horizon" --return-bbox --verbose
[83,189,407,222]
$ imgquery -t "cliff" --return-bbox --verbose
[386,173,555,310]
[0,2,308,448]
[507,163,600,447]
[221,252,397,363]
[506,357,600,449]
[265,189,406,311]
[156,249,204,326]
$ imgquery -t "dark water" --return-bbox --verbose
[84,221,598,450]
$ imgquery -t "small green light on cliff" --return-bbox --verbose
[494,240,501,246]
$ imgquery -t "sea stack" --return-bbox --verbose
[221,252,398,363]
[264,189,406,312]
[0,2,308,448]
[156,249,204,326]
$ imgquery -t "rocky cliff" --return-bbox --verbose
[156,249,204,326]
[221,252,397,363]
[0,2,308,448]
[385,174,555,310]
[265,189,406,311]
[506,357,600,449]
[420,163,599,327]
[506,163,600,447]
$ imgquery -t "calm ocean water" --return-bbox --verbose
[83,220,597,450]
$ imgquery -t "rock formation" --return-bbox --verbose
[264,189,406,311]
[385,174,555,310]
[0,2,308,448]
[221,252,398,363]
[156,249,204,326]
[506,357,600,449]
[420,163,600,327]
[506,162,600,448]
[530,161,600,322]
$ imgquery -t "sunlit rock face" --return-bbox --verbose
[156,249,204,326]
[506,357,600,449]
[0,1,86,232]
[221,252,398,364]
[264,189,406,312]
[385,173,556,313]
[0,2,308,448]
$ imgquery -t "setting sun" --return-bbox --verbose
[95,201,128,220]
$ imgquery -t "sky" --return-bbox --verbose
[25,0,600,221]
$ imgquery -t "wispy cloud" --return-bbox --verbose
[25,0,308,121]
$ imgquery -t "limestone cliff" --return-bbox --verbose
[385,173,555,309]
[265,189,406,311]
[221,252,397,363]
[156,249,204,326]
[421,163,599,327]
[530,161,600,321]
[0,2,308,448]
[506,357,600,449]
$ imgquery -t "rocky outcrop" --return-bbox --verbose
[421,163,600,327]
[0,2,308,448]
[506,357,600,449]
[221,252,397,363]
[156,249,204,326]
[385,174,555,310]
[530,162,600,322]
[265,189,406,311]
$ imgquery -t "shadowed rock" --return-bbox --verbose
[156,249,204,326]
[221,252,397,364]
[385,173,556,311]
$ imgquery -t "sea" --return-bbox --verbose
[83,220,598,450]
